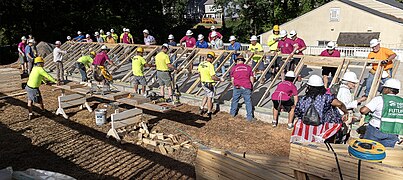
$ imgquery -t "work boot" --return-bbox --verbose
[272,121,277,127]
[199,107,205,115]
[207,112,212,118]
[166,98,172,103]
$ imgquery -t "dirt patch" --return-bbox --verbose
[0,83,291,179]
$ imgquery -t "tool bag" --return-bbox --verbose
[302,97,322,126]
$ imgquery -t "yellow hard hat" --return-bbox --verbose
[273,25,280,31]
[34,57,44,63]
[136,47,144,53]
[207,52,215,59]
[90,51,96,56]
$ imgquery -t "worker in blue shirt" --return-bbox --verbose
[73,31,85,42]
[196,34,209,48]
[228,36,241,65]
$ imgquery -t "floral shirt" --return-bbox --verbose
[295,94,342,124]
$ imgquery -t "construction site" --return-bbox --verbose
[0,40,402,180]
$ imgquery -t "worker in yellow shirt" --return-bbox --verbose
[76,51,96,83]
[267,25,280,52]
[198,52,223,118]
[155,44,176,102]
[25,57,57,120]
[132,47,155,95]
[248,35,264,74]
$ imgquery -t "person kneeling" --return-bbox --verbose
[271,71,298,129]
[360,78,402,148]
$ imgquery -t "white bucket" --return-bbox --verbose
[95,109,107,126]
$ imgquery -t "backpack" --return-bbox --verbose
[302,97,322,126]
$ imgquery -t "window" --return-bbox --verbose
[330,8,340,22]
[318,40,330,47]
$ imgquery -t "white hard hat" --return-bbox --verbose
[101,45,109,50]
[285,71,295,78]
[77,31,82,35]
[162,43,169,49]
[110,29,114,33]
[211,26,216,30]
[250,35,258,41]
[67,36,71,40]
[168,34,174,40]
[95,32,99,36]
[28,39,34,43]
[86,34,90,38]
[326,41,336,50]
[383,78,401,90]
[289,30,297,37]
[370,39,380,48]
[100,29,104,33]
[55,41,61,45]
[307,75,324,87]
[211,31,217,37]
[21,36,27,41]
[143,29,149,34]
[125,28,130,32]
[342,71,359,83]
[198,34,204,40]
[229,35,236,42]
[106,32,111,36]
[123,28,126,32]
[186,30,193,36]
[279,30,287,38]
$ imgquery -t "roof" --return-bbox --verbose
[204,0,214,5]
[336,32,380,47]
[340,0,403,24]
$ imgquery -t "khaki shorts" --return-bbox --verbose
[133,76,146,86]
[157,71,172,86]
[202,83,215,98]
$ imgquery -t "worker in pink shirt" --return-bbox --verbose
[320,41,341,88]
[179,30,196,48]
[276,30,296,78]
[208,26,223,42]
[271,71,298,129]
[289,30,306,70]
[18,36,27,73]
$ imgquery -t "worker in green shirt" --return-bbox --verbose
[100,29,107,41]
[25,57,57,120]
[131,47,155,95]
[76,51,96,83]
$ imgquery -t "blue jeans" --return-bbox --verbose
[365,72,388,96]
[364,124,398,147]
[76,62,87,82]
[230,87,253,120]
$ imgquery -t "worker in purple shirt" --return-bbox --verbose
[230,55,255,121]
[289,30,306,70]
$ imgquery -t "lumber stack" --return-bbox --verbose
[121,121,193,155]
[0,68,25,95]
[195,148,294,180]
[289,142,403,180]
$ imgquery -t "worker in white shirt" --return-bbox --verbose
[53,41,67,84]
[337,71,367,115]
